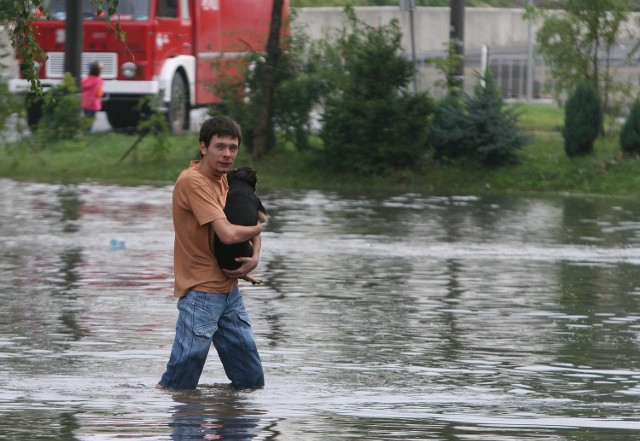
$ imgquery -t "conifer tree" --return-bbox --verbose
[563,82,602,157]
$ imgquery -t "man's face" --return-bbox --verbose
[200,134,239,176]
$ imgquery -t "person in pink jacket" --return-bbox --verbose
[81,61,104,130]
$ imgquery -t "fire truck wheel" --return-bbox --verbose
[168,73,189,135]
[105,101,140,132]
[25,95,44,131]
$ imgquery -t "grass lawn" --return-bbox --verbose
[2,102,640,196]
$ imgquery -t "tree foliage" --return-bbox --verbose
[429,72,528,166]
[466,72,529,165]
[429,95,471,160]
[210,9,328,154]
[535,0,634,114]
[319,7,434,175]
[210,6,435,174]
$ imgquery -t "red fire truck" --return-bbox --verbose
[10,0,288,134]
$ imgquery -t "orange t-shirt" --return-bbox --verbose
[172,160,237,297]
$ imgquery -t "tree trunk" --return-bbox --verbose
[64,1,83,88]
[252,0,284,159]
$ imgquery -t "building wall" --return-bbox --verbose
[0,26,17,79]
[297,7,540,55]
[296,7,640,101]
[298,7,640,55]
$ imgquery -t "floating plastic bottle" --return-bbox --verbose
[110,238,126,250]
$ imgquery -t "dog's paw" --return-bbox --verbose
[244,274,263,285]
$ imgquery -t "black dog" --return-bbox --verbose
[213,167,267,285]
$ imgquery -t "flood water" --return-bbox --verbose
[2,178,640,440]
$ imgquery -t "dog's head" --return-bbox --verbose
[227,167,268,223]
[227,167,258,191]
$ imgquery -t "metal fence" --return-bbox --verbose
[414,41,639,108]
[414,48,551,100]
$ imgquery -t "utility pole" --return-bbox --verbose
[400,0,418,94]
[448,0,464,95]
[64,1,83,87]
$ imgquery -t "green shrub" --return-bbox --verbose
[620,100,640,155]
[319,7,433,174]
[0,80,26,141]
[465,72,528,166]
[136,98,172,162]
[34,73,85,144]
[563,82,602,157]
[429,73,528,166]
[429,94,471,160]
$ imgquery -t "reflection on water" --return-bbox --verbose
[1,178,640,440]
[169,388,265,440]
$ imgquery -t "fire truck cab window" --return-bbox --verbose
[158,0,178,18]
[45,0,150,21]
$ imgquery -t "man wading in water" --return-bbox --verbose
[157,116,264,389]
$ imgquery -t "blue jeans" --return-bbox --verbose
[158,288,264,389]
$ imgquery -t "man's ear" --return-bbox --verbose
[199,141,207,156]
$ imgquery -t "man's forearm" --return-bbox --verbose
[214,219,262,244]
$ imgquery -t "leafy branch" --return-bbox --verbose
[10,0,124,94]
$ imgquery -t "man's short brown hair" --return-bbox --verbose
[199,115,242,147]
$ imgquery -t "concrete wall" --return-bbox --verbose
[0,26,17,79]
[296,7,640,100]
[297,6,640,53]
[297,7,549,97]
[296,7,542,56]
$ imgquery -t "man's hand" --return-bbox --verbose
[223,255,258,279]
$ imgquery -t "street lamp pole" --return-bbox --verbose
[400,0,418,94]
[527,0,534,102]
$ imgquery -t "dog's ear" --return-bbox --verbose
[243,168,258,190]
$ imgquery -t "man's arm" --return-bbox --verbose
[212,217,261,245]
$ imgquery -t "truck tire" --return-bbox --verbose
[168,73,189,135]
[105,101,140,132]
[25,95,43,131]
